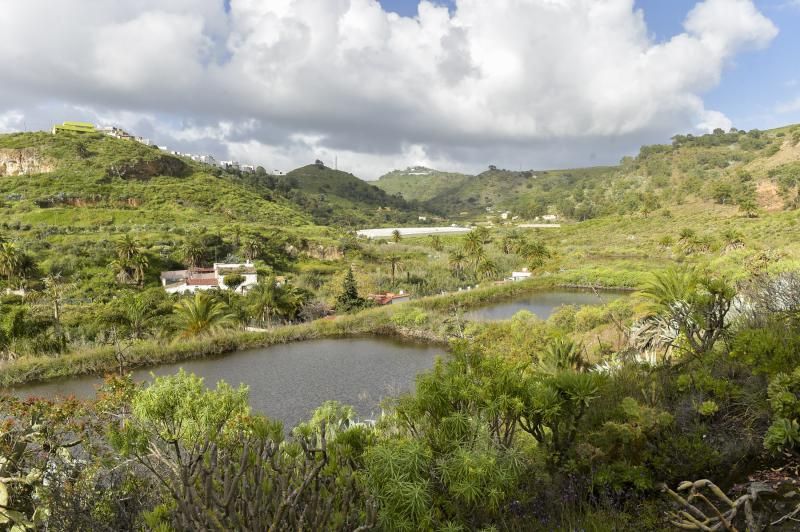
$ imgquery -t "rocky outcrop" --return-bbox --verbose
[106,155,189,180]
[303,245,344,260]
[0,148,55,176]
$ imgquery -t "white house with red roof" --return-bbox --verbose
[160,262,258,294]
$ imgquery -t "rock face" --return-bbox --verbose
[304,245,344,260]
[0,148,55,176]
[106,155,189,180]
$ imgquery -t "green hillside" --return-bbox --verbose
[0,131,310,227]
[374,166,472,202]
[275,163,424,227]
[0,131,339,298]
[374,125,800,221]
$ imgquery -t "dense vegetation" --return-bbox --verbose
[3,270,800,529]
[1,124,800,529]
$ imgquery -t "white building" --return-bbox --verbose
[510,268,532,282]
[220,160,240,170]
[161,262,259,294]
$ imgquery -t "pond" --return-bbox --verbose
[464,289,630,321]
[9,338,443,430]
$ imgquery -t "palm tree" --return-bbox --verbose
[111,236,149,286]
[448,249,468,279]
[276,283,306,323]
[247,277,281,327]
[131,253,149,286]
[476,258,499,280]
[115,235,140,262]
[110,258,134,284]
[181,239,204,269]
[391,229,402,243]
[472,225,491,244]
[463,232,486,266]
[386,255,403,285]
[501,232,523,254]
[637,268,697,315]
[232,224,242,247]
[519,240,551,270]
[247,277,307,326]
[0,242,22,284]
[121,292,155,340]
[173,292,232,338]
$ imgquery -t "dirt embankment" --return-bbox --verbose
[0,148,55,176]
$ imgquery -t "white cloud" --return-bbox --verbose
[696,110,733,133]
[0,110,24,133]
[776,96,800,114]
[0,0,779,178]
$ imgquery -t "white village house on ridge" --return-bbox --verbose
[160,262,259,294]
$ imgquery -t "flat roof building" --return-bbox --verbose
[52,121,96,135]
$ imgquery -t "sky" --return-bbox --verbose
[0,0,799,179]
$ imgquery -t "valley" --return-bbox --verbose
[1,123,800,530]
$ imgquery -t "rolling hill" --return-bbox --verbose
[374,166,472,203]
[374,125,800,221]
[0,131,311,228]
[273,163,426,227]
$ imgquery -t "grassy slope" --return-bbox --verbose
[373,125,800,221]
[281,164,425,227]
[0,132,332,296]
[0,131,311,227]
[374,167,472,202]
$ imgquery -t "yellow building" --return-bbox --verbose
[52,121,96,134]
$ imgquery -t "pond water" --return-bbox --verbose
[464,289,630,321]
[8,290,630,427]
[9,338,443,430]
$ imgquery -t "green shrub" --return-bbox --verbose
[583,398,674,495]
[390,306,429,327]
[548,304,577,332]
[731,322,800,376]
[574,305,607,332]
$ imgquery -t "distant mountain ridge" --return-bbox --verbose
[374,124,800,220]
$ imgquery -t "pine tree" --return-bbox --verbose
[336,268,366,312]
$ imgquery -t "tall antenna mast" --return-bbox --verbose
[335,155,338,171]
